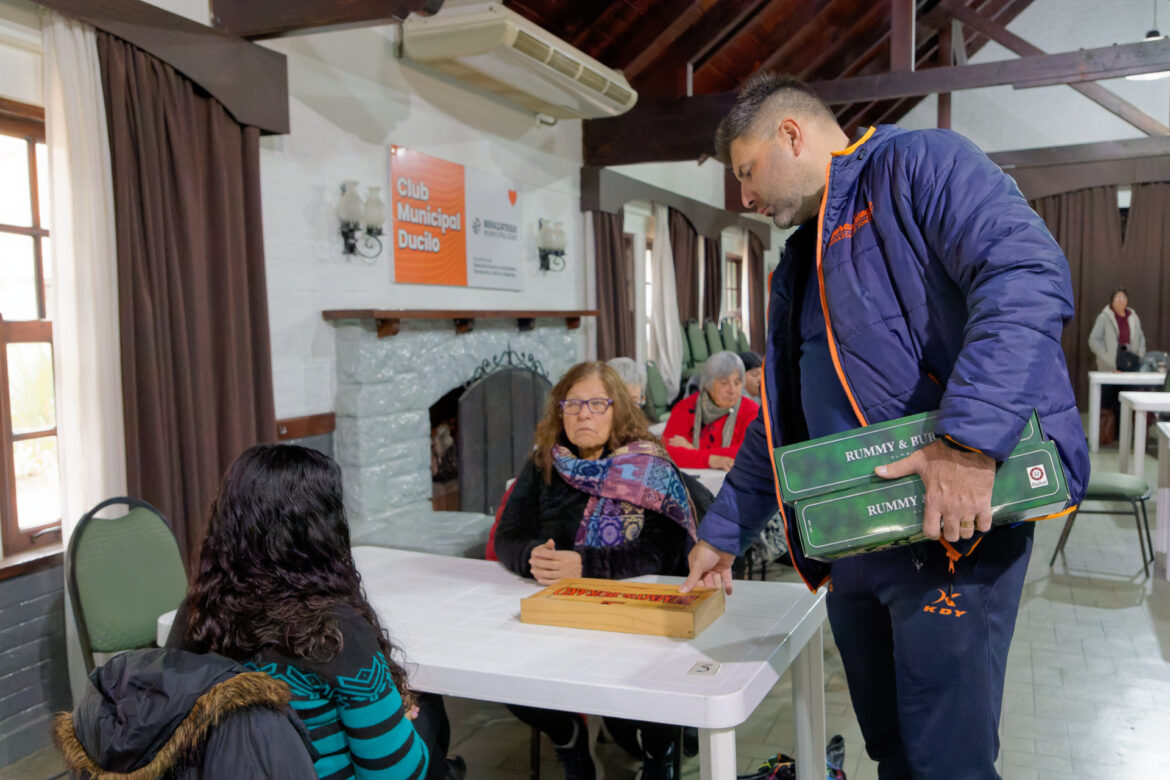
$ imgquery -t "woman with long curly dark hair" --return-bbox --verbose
[494,361,714,780]
[169,444,457,780]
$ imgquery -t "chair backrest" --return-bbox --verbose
[686,320,709,364]
[680,325,692,368]
[644,360,670,421]
[737,329,751,353]
[67,498,188,672]
[703,319,723,357]
[720,318,739,352]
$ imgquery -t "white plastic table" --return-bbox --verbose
[366,547,826,780]
[158,548,828,780]
[682,467,727,496]
[1087,371,1165,451]
[1118,391,1170,476]
[1156,422,1170,581]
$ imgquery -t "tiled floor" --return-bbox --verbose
[6,447,1168,780]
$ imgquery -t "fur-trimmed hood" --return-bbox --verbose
[53,649,300,779]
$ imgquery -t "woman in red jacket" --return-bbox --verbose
[663,351,759,470]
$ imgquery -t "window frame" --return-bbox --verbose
[725,253,743,327]
[0,97,60,557]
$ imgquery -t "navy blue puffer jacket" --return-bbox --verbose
[700,125,1090,590]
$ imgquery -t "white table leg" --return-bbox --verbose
[698,727,736,780]
[1119,397,1133,474]
[1133,410,1147,478]
[792,624,826,780]
[1088,379,1101,451]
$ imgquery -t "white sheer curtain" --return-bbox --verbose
[650,204,683,399]
[44,11,127,700]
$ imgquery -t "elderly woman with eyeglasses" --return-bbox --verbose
[494,361,712,780]
[663,350,760,472]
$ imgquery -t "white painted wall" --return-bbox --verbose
[256,26,588,418]
[900,0,1170,151]
[141,0,210,26]
[612,158,727,209]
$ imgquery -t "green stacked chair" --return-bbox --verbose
[737,329,752,353]
[703,319,723,357]
[720,318,740,352]
[683,320,707,383]
[681,326,693,373]
[67,498,189,672]
[644,361,672,422]
[1049,472,1154,577]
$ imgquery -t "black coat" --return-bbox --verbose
[53,648,318,779]
[495,454,715,580]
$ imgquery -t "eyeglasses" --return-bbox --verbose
[558,397,614,415]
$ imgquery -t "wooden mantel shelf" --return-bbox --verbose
[322,309,599,338]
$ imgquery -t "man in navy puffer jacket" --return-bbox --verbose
[681,74,1088,779]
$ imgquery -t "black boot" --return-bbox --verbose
[636,740,676,780]
[552,718,596,780]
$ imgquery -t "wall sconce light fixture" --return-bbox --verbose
[537,218,567,272]
[338,180,387,259]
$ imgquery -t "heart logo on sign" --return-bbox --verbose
[508,189,517,205]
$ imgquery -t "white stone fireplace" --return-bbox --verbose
[325,311,590,555]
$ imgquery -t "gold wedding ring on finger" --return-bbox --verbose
[959,520,975,529]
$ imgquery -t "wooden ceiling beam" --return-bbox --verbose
[616,0,706,76]
[209,0,442,40]
[632,0,772,98]
[890,0,916,71]
[937,0,1169,135]
[584,34,1170,165]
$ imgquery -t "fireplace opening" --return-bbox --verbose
[430,386,464,511]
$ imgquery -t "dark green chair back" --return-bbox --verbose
[704,319,723,357]
[720,318,740,352]
[67,498,188,672]
[644,361,671,422]
[737,330,751,353]
[681,326,692,369]
[686,320,709,364]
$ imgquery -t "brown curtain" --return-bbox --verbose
[593,209,634,360]
[98,33,277,566]
[1120,183,1170,362]
[1029,186,1123,406]
[747,231,765,351]
[669,208,699,324]
[702,235,722,323]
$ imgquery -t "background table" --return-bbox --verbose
[1118,391,1170,475]
[682,467,727,496]
[1087,371,1165,451]
[357,547,826,780]
[1156,422,1170,581]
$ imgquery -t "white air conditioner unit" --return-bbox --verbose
[402,3,638,120]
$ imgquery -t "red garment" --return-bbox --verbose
[1114,309,1130,346]
[661,392,760,469]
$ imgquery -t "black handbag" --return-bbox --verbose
[1117,345,1142,372]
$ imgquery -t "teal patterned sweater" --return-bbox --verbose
[246,606,429,780]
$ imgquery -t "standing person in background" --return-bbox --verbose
[663,351,759,471]
[606,356,647,407]
[682,73,1088,779]
[1089,287,1146,372]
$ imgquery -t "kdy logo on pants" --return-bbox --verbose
[923,588,966,618]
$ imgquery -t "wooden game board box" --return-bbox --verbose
[520,578,725,639]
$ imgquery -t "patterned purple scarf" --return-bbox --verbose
[552,440,700,549]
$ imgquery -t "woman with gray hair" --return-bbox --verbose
[605,356,646,406]
[662,351,759,471]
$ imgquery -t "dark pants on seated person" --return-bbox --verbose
[827,523,1032,780]
[507,703,675,760]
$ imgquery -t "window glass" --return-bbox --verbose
[15,435,60,530]
[35,142,49,231]
[0,136,31,227]
[0,232,38,320]
[8,342,55,433]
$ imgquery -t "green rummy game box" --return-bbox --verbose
[793,440,1069,560]
[775,411,1042,504]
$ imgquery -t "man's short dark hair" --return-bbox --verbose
[714,73,836,164]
